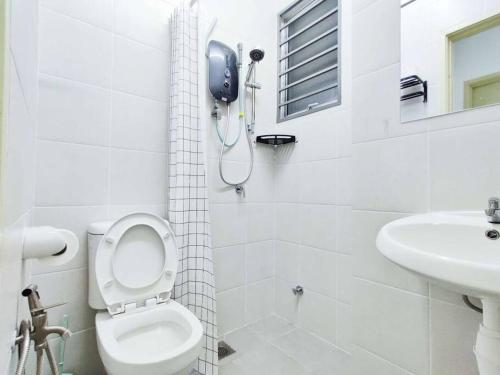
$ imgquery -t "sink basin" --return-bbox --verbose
[376,211,500,375]
[376,211,500,297]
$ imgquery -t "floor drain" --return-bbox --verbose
[218,340,236,360]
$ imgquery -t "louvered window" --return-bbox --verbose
[278,0,341,121]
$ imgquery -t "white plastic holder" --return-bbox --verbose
[22,226,79,267]
[475,299,500,375]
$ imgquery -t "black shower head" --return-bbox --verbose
[249,47,265,62]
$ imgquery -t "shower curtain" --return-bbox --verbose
[168,2,218,374]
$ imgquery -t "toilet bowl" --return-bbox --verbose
[88,213,203,375]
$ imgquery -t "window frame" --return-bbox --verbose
[277,0,342,123]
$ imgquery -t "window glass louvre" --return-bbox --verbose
[278,0,340,121]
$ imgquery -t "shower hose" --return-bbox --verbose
[215,63,254,191]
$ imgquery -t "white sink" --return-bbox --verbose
[377,211,500,297]
[376,211,500,375]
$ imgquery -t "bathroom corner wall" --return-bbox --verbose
[351,0,500,374]
[0,0,38,371]
[270,0,353,364]
[201,0,280,336]
[26,1,180,373]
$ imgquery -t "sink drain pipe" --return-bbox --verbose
[474,300,500,375]
[463,295,483,314]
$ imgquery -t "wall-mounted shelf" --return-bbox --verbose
[255,134,297,147]
[400,75,428,103]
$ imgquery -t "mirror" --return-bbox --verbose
[401,0,500,122]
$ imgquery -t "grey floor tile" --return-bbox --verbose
[232,342,308,375]
[247,315,296,341]
[271,329,336,372]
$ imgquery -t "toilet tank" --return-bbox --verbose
[88,221,113,310]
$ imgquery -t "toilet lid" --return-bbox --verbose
[95,213,178,315]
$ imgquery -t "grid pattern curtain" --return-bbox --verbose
[168,2,218,374]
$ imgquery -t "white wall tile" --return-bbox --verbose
[210,204,247,247]
[352,0,381,15]
[336,206,352,255]
[3,68,36,224]
[352,134,428,212]
[214,245,245,292]
[275,278,299,324]
[275,203,301,244]
[352,210,428,295]
[60,329,105,375]
[299,246,337,298]
[245,278,275,324]
[113,36,168,101]
[10,0,38,114]
[353,279,429,374]
[337,254,352,304]
[352,0,399,78]
[429,121,500,210]
[246,241,275,283]
[41,0,113,29]
[275,241,300,283]
[35,141,108,206]
[430,300,480,375]
[300,160,337,205]
[39,8,112,87]
[336,157,352,205]
[217,287,245,336]
[246,204,274,243]
[244,163,275,203]
[110,91,168,152]
[114,0,173,50]
[274,162,301,203]
[299,204,336,252]
[109,204,165,220]
[337,111,353,158]
[296,112,340,162]
[337,302,353,353]
[422,103,500,132]
[38,74,111,146]
[299,290,336,345]
[207,158,246,204]
[352,64,401,143]
[109,149,166,205]
[30,268,94,333]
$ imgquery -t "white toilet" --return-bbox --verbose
[88,213,203,375]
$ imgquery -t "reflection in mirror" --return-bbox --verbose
[401,0,500,122]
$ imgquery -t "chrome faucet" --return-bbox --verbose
[485,197,500,223]
[21,284,71,375]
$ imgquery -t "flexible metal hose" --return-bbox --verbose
[15,320,30,375]
[46,344,60,375]
[218,104,254,188]
[36,350,43,375]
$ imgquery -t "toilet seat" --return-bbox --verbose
[95,300,203,375]
[94,213,178,315]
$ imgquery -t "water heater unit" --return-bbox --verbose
[208,40,239,103]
